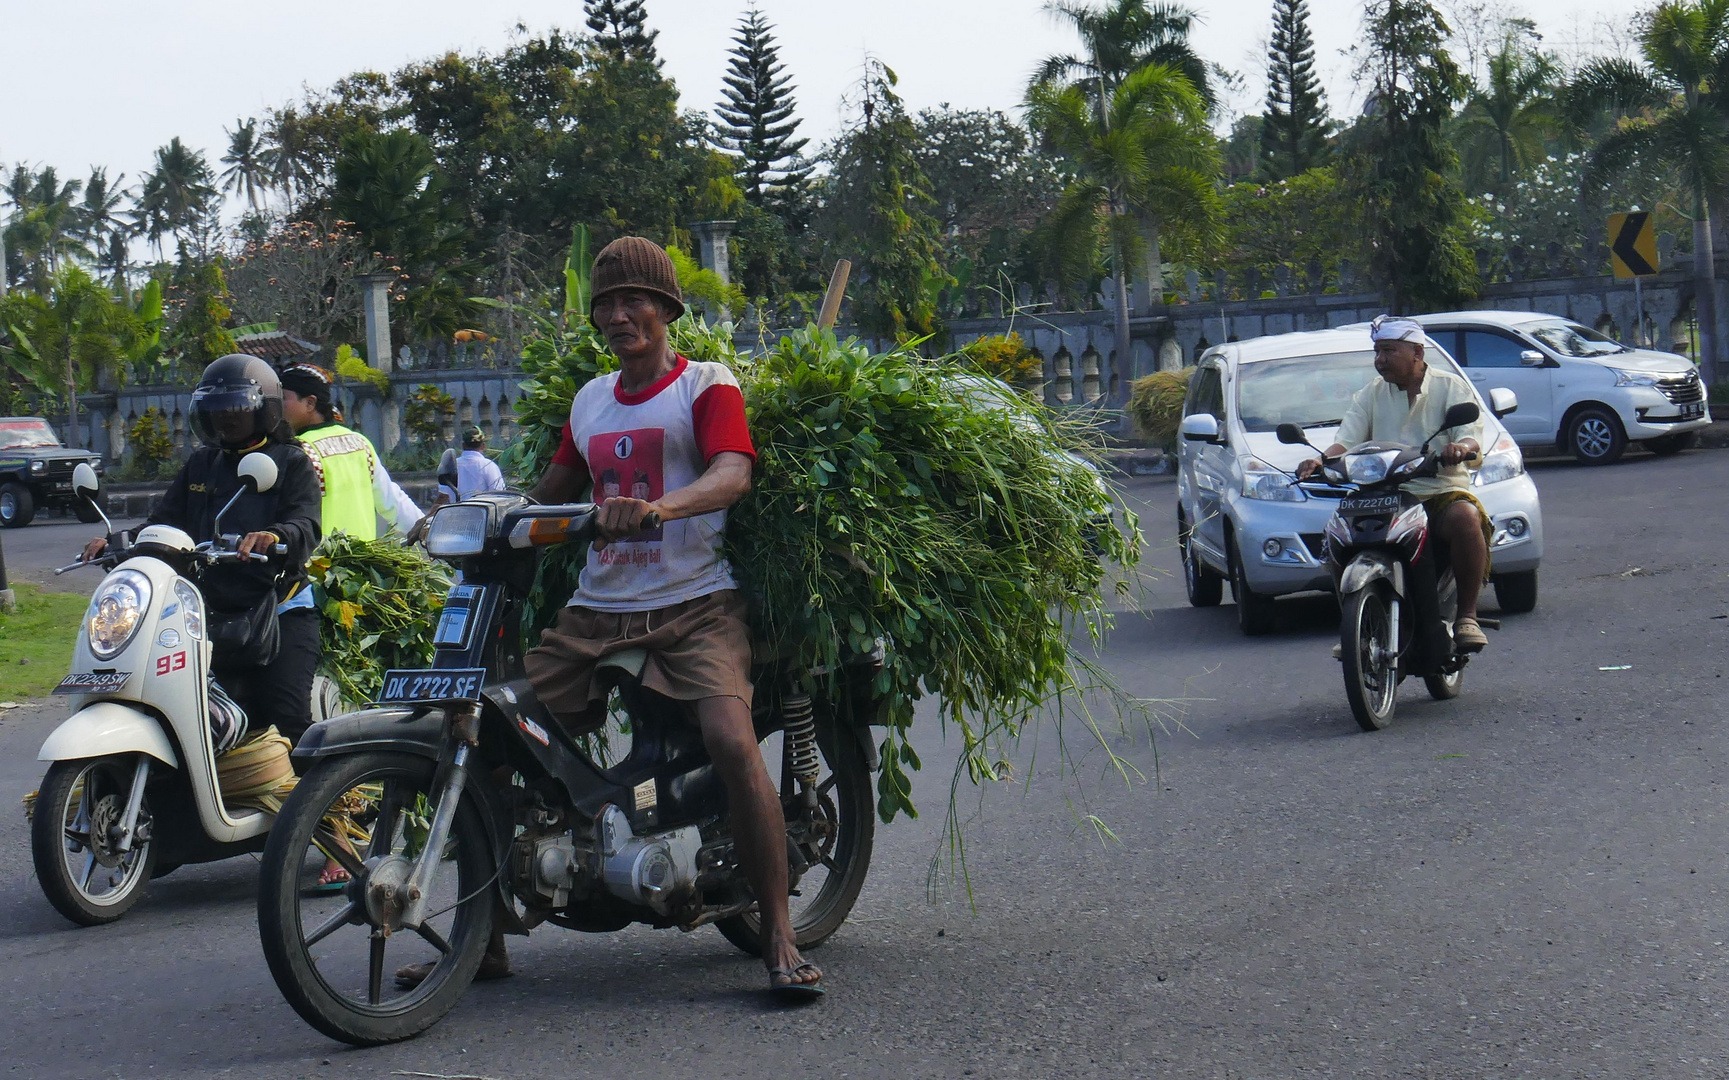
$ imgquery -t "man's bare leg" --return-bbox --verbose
[1441,501,1489,620]
[696,695,820,988]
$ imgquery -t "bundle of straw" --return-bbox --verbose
[216,727,298,814]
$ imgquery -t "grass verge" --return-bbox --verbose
[0,584,87,700]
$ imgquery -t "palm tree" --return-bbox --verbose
[135,138,217,259]
[0,265,141,440]
[1570,0,1729,384]
[262,108,317,200]
[1028,64,1220,369]
[1033,0,1213,109]
[77,168,131,289]
[220,118,275,210]
[30,167,84,274]
[1453,28,1560,194]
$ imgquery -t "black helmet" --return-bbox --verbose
[190,354,284,450]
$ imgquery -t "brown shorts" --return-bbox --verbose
[523,588,753,734]
[1423,490,1493,580]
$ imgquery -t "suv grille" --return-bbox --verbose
[1658,371,1704,405]
[42,459,79,479]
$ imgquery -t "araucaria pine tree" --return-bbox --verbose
[716,8,812,211]
[585,0,660,63]
[1261,0,1328,179]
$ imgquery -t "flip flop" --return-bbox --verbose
[302,867,350,896]
[768,963,825,1002]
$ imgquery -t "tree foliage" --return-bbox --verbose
[716,7,811,210]
[1262,0,1329,179]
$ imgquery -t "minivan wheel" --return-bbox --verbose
[1180,516,1223,608]
[1492,570,1538,614]
[1227,535,1277,636]
[1564,407,1626,465]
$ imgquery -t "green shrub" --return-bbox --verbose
[403,384,455,444]
[125,407,176,480]
[959,331,1042,385]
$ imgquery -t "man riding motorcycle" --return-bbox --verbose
[1296,316,1493,652]
[393,236,823,1000]
[278,362,423,539]
[82,354,324,740]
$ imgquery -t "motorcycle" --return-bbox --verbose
[256,493,884,1045]
[1277,401,1497,731]
[31,454,289,924]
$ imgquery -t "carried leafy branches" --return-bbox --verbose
[311,533,453,704]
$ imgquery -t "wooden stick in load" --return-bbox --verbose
[817,260,851,331]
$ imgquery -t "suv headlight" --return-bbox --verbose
[425,504,490,557]
[29,459,45,473]
[1242,458,1305,502]
[86,569,151,660]
[1473,433,1525,487]
[1613,368,1660,387]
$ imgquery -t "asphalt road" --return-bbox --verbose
[2,450,1727,1078]
[0,514,144,593]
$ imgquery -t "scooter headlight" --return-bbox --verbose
[86,569,152,660]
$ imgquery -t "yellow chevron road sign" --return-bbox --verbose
[1609,211,1658,278]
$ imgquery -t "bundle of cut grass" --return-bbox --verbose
[501,315,1141,822]
[311,533,454,705]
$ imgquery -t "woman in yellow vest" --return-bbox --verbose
[278,364,423,540]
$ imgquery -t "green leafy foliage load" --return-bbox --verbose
[501,310,1140,823]
[311,533,453,704]
[1126,370,1192,448]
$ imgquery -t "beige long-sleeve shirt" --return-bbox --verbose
[1334,366,1485,497]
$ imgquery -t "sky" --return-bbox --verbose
[0,0,1636,212]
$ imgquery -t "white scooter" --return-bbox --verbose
[31,454,289,925]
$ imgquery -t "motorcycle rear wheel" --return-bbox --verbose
[716,723,875,956]
[1424,668,1464,700]
[1342,588,1398,731]
[31,756,157,925]
[257,751,494,1047]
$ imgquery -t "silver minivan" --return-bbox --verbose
[1175,328,1545,635]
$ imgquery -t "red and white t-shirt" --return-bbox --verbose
[551,356,755,611]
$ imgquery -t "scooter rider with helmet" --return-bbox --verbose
[81,354,324,742]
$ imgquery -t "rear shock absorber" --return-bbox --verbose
[781,686,820,806]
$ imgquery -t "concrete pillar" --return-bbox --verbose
[688,220,737,321]
[357,274,394,374]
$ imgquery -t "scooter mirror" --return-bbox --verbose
[236,452,279,494]
[437,448,459,491]
[71,462,101,499]
[1441,401,1480,429]
[1275,423,1308,445]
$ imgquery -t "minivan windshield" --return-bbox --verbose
[0,418,60,450]
[1524,319,1631,357]
[1235,352,1379,432]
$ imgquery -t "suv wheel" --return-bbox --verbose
[1227,534,1277,636]
[1180,515,1223,607]
[0,482,35,528]
[1492,570,1538,614]
[1564,407,1626,465]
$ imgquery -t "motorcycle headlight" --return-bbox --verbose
[1344,450,1399,484]
[1242,458,1305,502]
[1613,368,1660,388]
[86,569,152,660]
[1473,433,1525,487]
[425,504,490,557]
[173,579,204,640]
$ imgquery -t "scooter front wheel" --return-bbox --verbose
[257,751,494,1047]
[1341,587,1398,731]
[31,756,158,926]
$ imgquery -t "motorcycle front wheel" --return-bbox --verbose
[257,751,494,1047]
[31,755,157,925]
[716,722,876,956]
[1341,587,1399,731]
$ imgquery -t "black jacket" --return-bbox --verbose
[141,441,323,611]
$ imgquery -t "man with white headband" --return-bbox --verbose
[1297,314,1493,651]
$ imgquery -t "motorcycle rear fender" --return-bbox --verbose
[291,706,438,761]
[38,701,179,767]
[1339,553,1404,597]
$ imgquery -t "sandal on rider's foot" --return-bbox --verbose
[394,951,513,990]
[1454,617,1488,652]
[768,963,824,1002]
[302,865,350,896]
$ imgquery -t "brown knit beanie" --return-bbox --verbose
[590,236,685,323]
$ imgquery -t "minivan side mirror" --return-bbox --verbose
[1275,423,1308,445]
[1488,387,1518,417]
[1519,349,1546,367]
[1179,413,1222,443]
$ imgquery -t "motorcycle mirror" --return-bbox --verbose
[72,462,100,499]
[1275,423,1308,445]
[236,452,279,494]
[1442,401,1480,429]
[437,448,459,490]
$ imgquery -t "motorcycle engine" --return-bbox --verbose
[596,805,702,915]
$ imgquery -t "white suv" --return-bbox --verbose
[1403,311,1709,465]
